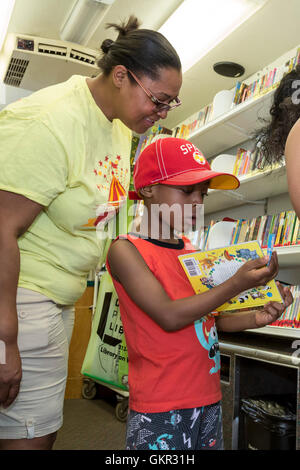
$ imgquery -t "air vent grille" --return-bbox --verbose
[70,49,96,65]
[38,43,67,56]
[4,57,29,86]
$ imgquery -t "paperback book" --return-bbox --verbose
[178,241,283,313]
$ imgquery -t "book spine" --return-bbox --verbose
[261,214,273,248]
[292,217,300,244]
[286,212,296,245]
[275,211,286,246]
[233,219,243,244]
[257,215,268,245]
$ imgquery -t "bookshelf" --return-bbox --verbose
[177,58,300,338]
[188,89,275,159]
[205,165,287,214]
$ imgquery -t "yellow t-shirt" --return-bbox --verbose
[0,75,132,304]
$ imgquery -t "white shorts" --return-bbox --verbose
[0,288,75,439]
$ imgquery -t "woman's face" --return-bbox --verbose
[118,67,182,134]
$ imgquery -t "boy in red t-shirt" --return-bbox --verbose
[107,137,292,450]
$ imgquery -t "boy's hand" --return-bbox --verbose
[255,283,293,328]
[232,252,278,293]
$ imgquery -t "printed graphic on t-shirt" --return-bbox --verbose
[83,154,129,229]
[194,318,220,375]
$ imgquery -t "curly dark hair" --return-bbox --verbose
[253,64,300,168]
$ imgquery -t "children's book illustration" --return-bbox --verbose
[178,241,282,313]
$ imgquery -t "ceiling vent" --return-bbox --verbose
[1,34,99,91]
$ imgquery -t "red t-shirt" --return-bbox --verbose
[106,233,221,413]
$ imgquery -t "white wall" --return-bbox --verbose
[0,82,32,110]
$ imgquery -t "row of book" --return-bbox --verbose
[271,285,300,329]
[171,47,300,141]
[172,104,212,139]
[230,147,282,177]
[201,210,300,252]
[232,47,300,106]
[232,71,278,106]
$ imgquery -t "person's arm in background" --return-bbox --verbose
[284,119,300,219]
[0,190,42,408]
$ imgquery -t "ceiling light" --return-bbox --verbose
[213,61,245,78]
[159,0,268,73]
[60,0,115,46]
[0,0,15,52]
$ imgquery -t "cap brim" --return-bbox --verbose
[159,170,240,190]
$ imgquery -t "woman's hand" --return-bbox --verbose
[0,341,22,408]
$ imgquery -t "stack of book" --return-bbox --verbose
[202,211,300,251]
[271,285,300,329]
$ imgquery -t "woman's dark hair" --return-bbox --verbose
[253,64,300,167]
[97,15,181,80]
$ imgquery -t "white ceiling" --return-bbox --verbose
[3,0,300,129]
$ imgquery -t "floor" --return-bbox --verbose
[53,397,126,450]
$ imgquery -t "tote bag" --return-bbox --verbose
[81,199,137,391]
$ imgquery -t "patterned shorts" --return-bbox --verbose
[126,402,223,450]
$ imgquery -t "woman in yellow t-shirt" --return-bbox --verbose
[0,15,182,450]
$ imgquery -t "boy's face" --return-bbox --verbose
[145,181,209,235]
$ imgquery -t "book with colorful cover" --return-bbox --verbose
[178,241,283,313]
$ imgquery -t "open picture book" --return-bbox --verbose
[178,241,283,314]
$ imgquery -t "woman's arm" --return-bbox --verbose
[107,239,280,332]
[0,190,43,408]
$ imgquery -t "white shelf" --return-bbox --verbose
[204,165,288,214]
[187,86,300,339]
[246,325,300,339]
[189,90,275,158]
[275,244,300,268]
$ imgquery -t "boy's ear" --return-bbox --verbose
[139,186,154,199]
[112,65,128,89]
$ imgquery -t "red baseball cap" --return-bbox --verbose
[129,137,239,200]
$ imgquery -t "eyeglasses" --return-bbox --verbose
[127,69,181,112]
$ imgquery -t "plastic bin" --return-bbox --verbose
[241,395,296,450]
